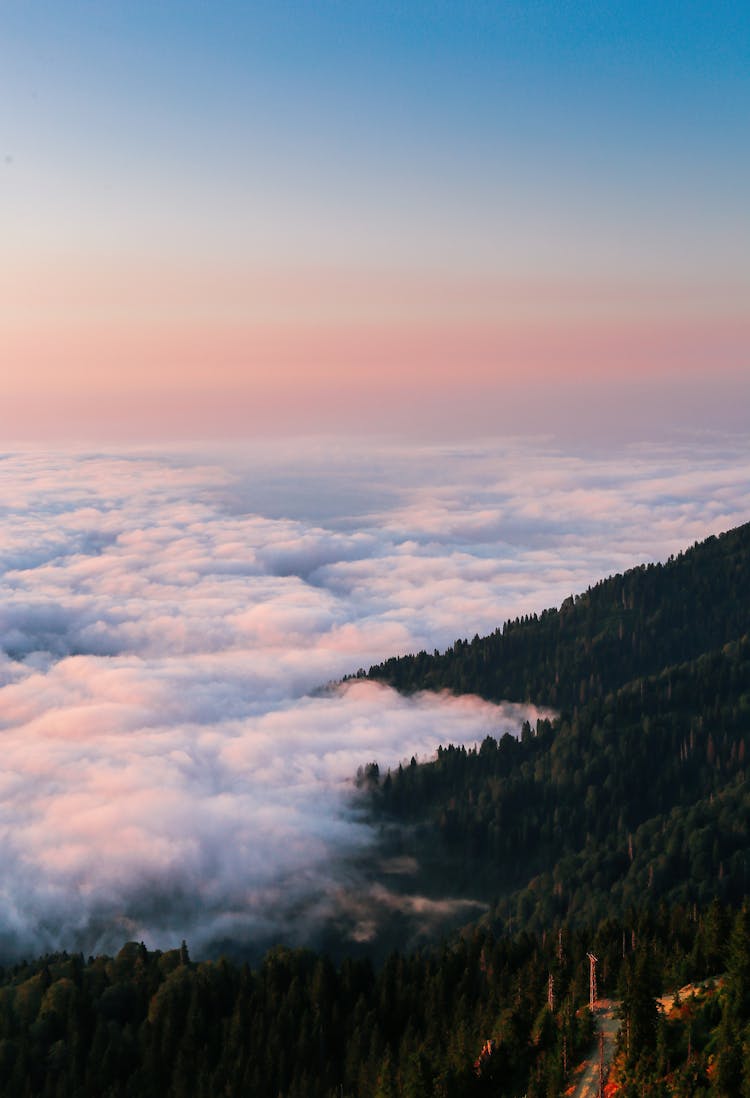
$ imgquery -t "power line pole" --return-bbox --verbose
[587,953,598,1012]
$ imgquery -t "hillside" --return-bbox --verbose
[362,521,750,931]
[0,902,740,1097]
[366,520,750,710]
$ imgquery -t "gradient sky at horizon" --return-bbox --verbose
[1,1,748,443]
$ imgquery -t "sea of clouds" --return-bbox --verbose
[0,435,748,958]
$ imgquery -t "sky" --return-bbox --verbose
[1,0,748,442]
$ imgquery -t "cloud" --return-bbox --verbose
[0,436,747,958]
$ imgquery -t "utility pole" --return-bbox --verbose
[587,953,598,1012]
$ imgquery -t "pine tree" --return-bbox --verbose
[727,908,750,1023]
[620,948,660,1063]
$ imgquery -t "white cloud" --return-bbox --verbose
[0,436,747,956]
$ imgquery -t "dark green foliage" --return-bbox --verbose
[0,907,722,1098]
[365,521,750,711]
[359,522,750,931]
[0,928,602,1097]
[2,903,748,1097]
[619,947,661,1061]
[726,907,750,1023]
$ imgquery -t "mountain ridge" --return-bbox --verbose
[365,519,750,713]
[361,519,750,932]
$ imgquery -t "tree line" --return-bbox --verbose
[1,900,747,1097]
[360,522,750,932]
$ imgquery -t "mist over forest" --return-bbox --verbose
[0,437,748,960]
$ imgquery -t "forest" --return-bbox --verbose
[1,901,749,1096]
[2,519,749,1096]
[362,521,750,930]
[366,521,750,711]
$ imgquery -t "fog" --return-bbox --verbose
[0,436,748,958]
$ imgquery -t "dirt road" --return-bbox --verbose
[566,979,721,1097]
[569,999,620,1098]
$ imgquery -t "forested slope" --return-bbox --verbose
[366,520,750,710]
[363,521,750,930]
[0,903,739,1097]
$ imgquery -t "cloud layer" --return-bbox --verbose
[0,437,748,957]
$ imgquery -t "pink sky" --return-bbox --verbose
[2,260,747,442]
